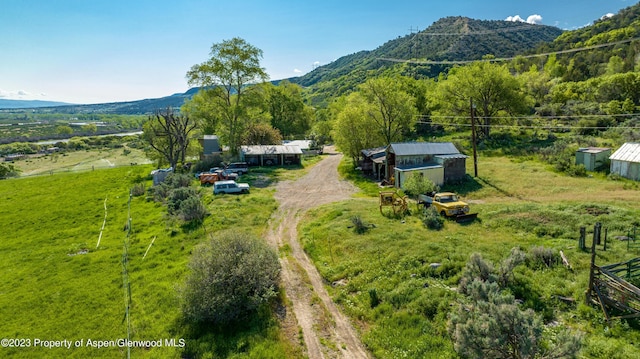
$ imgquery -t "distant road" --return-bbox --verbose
[35,131,143,145]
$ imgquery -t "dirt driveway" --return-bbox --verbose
[265,147,370,359]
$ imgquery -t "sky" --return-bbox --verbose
[0,0,632,104]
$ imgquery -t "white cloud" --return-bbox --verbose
[506,14,543,25]
[0,89,45,99]
[506,15,525,23]
[601,13,614,20]
[526,14,543,25]
[293,68,302,73]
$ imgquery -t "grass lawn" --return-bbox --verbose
[301,154,640,358]
[14,146,151,177]
[0,159,307,358]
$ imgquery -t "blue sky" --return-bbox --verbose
[0,0,632,104]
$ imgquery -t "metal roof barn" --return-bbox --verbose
[241,145,303,166]
[610,143,640,180]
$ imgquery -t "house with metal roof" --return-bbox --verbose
[241,145,303,166]
[386,142,468,188]
[610,143,640,180]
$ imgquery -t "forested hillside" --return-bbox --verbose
[524,2,640,82]
[294,17,563,105]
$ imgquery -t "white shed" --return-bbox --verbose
[394,164,444,189]
[610,143,640,180]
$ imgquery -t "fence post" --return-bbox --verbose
[594,222,602,246]
[586,224,598,305]
[579,226,586,251]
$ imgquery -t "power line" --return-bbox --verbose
[379,37,640,65]
[416,24,544,36]
[425,112,640,120]
[417,121,640,130]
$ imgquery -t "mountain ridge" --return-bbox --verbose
[291,17,564,88]
[0,99,74,109]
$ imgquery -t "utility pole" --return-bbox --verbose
[470,98,478,177]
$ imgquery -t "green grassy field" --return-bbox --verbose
[3,148,640,358]
[14,146,152,177]
[0,160,307,358]
[302,155,640,358]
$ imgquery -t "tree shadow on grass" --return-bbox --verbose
[445,174,520,199]
[174,304,279,359]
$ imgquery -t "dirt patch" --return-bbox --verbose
[265,146,370,358]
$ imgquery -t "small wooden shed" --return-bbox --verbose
[360,146,387,180]
[576,147,611,171]
[610,143,640,180]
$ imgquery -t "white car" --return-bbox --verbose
[213,180,250,194]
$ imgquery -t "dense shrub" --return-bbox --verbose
[177,195,208,222]
[450,254,582,359]
[130,183,146,197]
[166,187,199,214]
[422,206,445,230]
[150,173,206,222]
[163,173,193,188]
[0,162,20,179]
[527,246,560,269]
[403,172,439,198]
[181,231,280,326]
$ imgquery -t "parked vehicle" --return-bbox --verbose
[418,192,477,222]
[197,168,238,185]
[225,162,249,174]
[213,180,250,194]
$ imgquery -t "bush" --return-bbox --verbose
[527,246,559,269]
[130,183,146,197]
[181,231,281,326]
[0,163,20,179]
[403,172,439,198]
[177,195,208,222]
[166,187,199,215]
[450,255,582,359]
[164,173,193,188]
[351,215,370,234]
[422,206,444,230]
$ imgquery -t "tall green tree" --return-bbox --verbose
[332,93,383,162]
[359,76,418,146]
[186,37,268,155]
[263,81,313,139]
[434,62,531,138]
[242,122,283,145]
